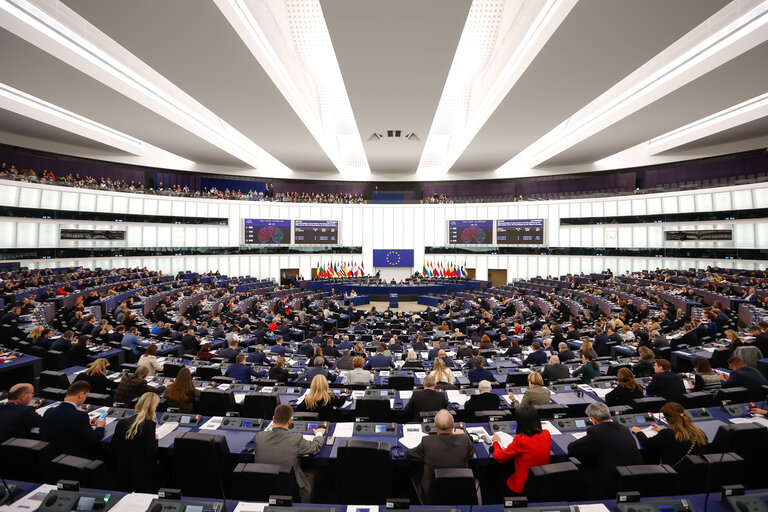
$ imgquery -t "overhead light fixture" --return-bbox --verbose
[649,91,768,154]
[0,82,142,154]
[416,0,576,177]
[0,0,292,175]
[215,0,370,176]
[497,0,768,175]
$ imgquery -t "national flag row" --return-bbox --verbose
[316,261,365,278]
[422,261,468,278]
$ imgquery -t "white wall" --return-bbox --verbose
[1,179,767,281]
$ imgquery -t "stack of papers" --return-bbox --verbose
[415,372,427,379]
[333,422,355,438]
[571,431,587,440]
[636,426,659,438]
[494,431,515,449]
[730,416,768,428]
[465,426,492,444]
[200,416,223,430]
[260,387,273,394]
[234,392,247,404]
[445,390,469,406]
[156,421,179,439]
[541,421,562,435]
[399,390,413,400]
[232,502,267,512]
[592,388,612,399]
[399,424,427,449]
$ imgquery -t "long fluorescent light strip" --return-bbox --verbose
[525,1,768,164]
[2,0,267,167]
[0,82,142,150]
[649,91,768,151]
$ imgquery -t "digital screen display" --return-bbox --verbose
[180,415,192,424]
[381,390,389,396]
[75,497,95,512]
[184,506,204,512]
[308,422,319,430]
[243,219,291,245]
[374,424,387,433]
[575,419,586,428]
[294,220,338,245]
[448,220,493,245]
[241,420,252,428]
[496,219,544,245]
[635,415,646,423]
[242,385,250,391]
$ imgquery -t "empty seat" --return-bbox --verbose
[354,396,392,422]
[243,392,279,419]
[523,461,584,501]
[631,397,667,413]
[0,438,57,482]
[40,387,67,401]
[506,373,530,386]
[679,452,745,493]
[426,468,479,506]
[681,392,718,409]
[532,404,569,419]
[711,423,768,487]
[84,393,112,407]
[195,366,222,380]
[198,389,237,416]
[336,440,392,504]
[43,350,69,371]
[717,387,752,404]
[49,454,105,488]
[230,462,296,502]
[161,362,184,378]
[616,464,680,496]
[388,374,414,390]
[172,432,233,498]
[39,370,70,391]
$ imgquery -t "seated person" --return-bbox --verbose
[402,349,424,369]
[464,379,501,415]
[512,372,550,408]
[429,357,454,385]
[0,383,41,443]
[268,357,290,383]
[690,356,721,392]
[541,354,570,382]
[40,380,107,458]
[467,355,496,383]
[114,366,165,405]
[492,405,551,493]
[74,358,118,395]
[646,358,685,403]
[631,401,706,467]
[720,356,768,391]
[225,353,268,384]
[572,353,600,383]
[110,392,160,492]
[164,368,204,413]
[347,356,374,386]
[137,344,163,377]
[604,367,644,406]
[403,375,448,422]
[295,374,347,421]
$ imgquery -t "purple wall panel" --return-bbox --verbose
[423,180,516,197]
[522,172,635,195]
[645,153,768,188]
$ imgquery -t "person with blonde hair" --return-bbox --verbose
[110,392,160,491]
[512,372,550,408]
[296,374,346,421]
[632,402,706,467]
[26,325,44,340]
[429,357,453,384]
[73,357,116,395]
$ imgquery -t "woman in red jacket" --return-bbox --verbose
[491,405,551,493]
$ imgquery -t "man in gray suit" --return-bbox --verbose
[253,404,326,502]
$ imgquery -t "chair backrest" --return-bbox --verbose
[243,392,279,419]
[716,386,752,404]
[679,452,745,493]
[427,468,478,506]
[196,366,222,380]
[354,397,392,422]
[532,403,569,419]
[49,453,105,488]
[40,387,67,401]
[84,392,112,407]
[43,350,68,371]
[472,409,512,422]
[506,373,530,386]
[524,461,584,501]
[40,370,70,391]
[0,438,56,482]
[616,464,680,497]
[161,362,184,378]
[230,462,296,502]
[172,432,232,498]
[388,375,415,390]
[198,389,236,416]
[336,440,392,504]
[630,397,667,413]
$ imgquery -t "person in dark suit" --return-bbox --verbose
[406,409,475,500]
[631,402,706,467]
[523,342,548,366]
[365,345,395,369]
[672,324,698,349]
[322,338,341,358]
[253,403,325,502]
[557,342,576,362]
[403,375,448,422]
[467,355,496,383]
[216,339,240,363]
[110,392,160,492]
[464,380,501,416]
[114,366,165,405]
[49,330,74,352]
[645,358,685,403]
[568,402,642,497]
[74,358,118,395]
[270,337,294,356]
[542,355,571,382]
[226,353,268,384]
[268,357,291,383]
[0,383,41,443]
[40,380,107,458]
[721,357,768,391]
[592,327,611,357]
[246,345,273,366]
[181,329,200,354]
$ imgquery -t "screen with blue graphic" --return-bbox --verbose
[497,219,544,245]
[373,249,414,267]
[295,220,338,245]
[448,220,493,245]
[243,219,291,245]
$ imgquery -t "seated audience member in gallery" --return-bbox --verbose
[492,405,551,494]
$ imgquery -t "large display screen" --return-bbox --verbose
[243,219,291,245]
[448,220,493,245]
[496,219,544,245]
[294,220,339,245]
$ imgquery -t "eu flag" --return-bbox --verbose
[373,249,414,267]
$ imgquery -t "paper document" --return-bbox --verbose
[446,390,469,406]
[156,421,179,439]
[466,426,492,444]
[234,392,247,404]
[200,416,223,430]
[502,394,513,406]
[399,423,427,449]
[108,493,157,512]
[218,383,230,391]
[415,372,427,379]
[541,421,562,435]
[571,432,587,440]
[494,431,515,449]
[260,386,273,394]
[295,391,308,405]
[730,416,768,428]
[232,502,267,512]
[637,426,659,438]
[592,388,611,399]
[6,483,56,511]
[351,390,365,400]
[35,403,56,417]
[302,434,320,442]
[333,422,355,438]
[379,371,390,377]
[578,503,611,512]
[399,390,413,400]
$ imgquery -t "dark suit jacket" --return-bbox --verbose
[464,392,501,416]
[113,374,165,405]
[645,371,686,403]
[567,421,642,497]
[722,367,768,391]
[40,401,105,458]
[406,433,475,496]
[110,418,158,492]
[542,363,571,382]
[253,427,323,492]
[558,349,576,362]
[523,350,548,366]
[467,367,496,383]
[0,401,42,443]
[216,347,240,363]
[74,372,118,395]
[403,388,448,422]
